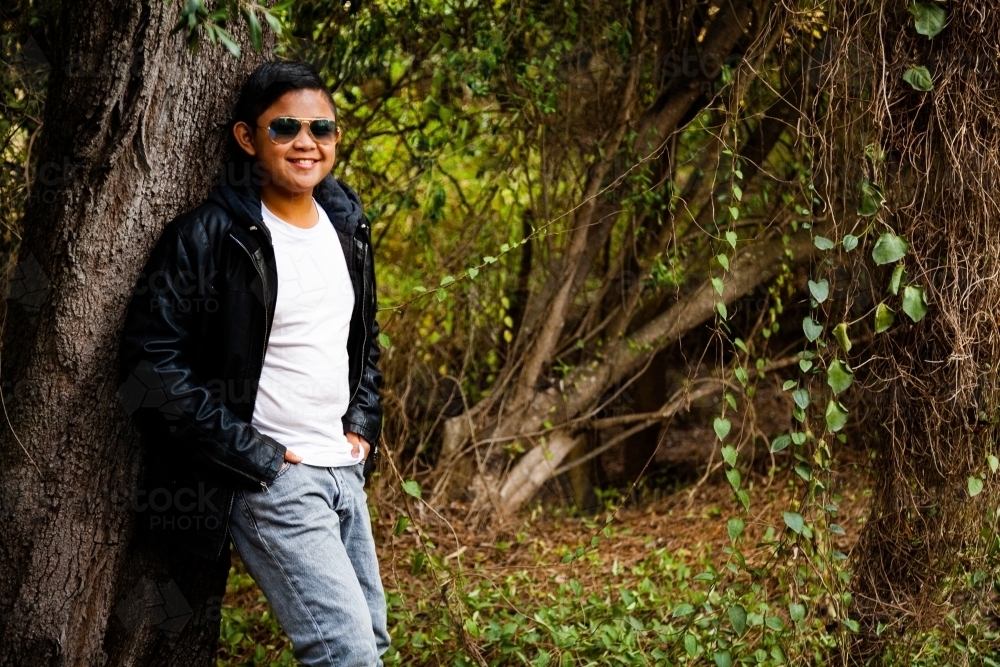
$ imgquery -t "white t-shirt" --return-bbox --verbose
[251,198,360,468]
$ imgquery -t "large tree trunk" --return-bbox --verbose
[0,2,269,665]
[836,1,1000,657]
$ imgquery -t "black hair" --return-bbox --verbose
[219,60,338,188]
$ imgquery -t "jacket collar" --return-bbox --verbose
[206,172,364,243]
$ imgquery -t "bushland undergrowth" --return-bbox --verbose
[217,464,1000,666]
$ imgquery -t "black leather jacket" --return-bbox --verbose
[117,174,382,561]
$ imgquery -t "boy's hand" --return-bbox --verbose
[280,448,303,472]
[346,431,370,460]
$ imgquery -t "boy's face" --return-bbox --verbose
[233,88,340,194]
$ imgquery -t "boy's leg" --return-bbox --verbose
[330,462,390,660]
[228,462,380,667]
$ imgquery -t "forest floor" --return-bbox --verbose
[217,458,882,666]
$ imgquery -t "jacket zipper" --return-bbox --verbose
[229,231,273,494]
[213,454,269,493]
[217,492,235,561]
[349,234,369,404]
[230,233,272,374]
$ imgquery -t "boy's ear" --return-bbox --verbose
[233,121,257,157]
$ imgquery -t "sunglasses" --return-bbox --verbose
[259,116,339,145]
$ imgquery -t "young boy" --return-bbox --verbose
[118,60,389,666]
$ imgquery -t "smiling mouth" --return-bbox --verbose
[288,158,318,167]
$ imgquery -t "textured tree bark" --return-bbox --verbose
[0,2,269,665]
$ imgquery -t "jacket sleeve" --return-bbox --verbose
[117,217,286,486]
[343,225,384,454]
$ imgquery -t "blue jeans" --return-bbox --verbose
[228,460,390,666]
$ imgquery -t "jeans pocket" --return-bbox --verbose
[275,461,292,481]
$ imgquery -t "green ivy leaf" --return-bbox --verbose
[789,602,806,623]
[902,284,929,322]
[771,434,792,452]
[732,184,743,201]
[717,254,730,271]
[737,489,750,511]
[728,605,747,635]
[814,236,835,250]
[889,264,907,295]
[909,2,946,38]
[729,206,739,220]
[726,468,741,490]
[716,302,728,320]
[843,234,859,251]
[783,511,805,534]
[833,322,852,353]
[378,332,392,349]
[721,444,737,466]
[799,358,814,372]
[782,380,797,391]
[792,388,810,409]
[989,455,999,473]
[968,476,984,497]
[467,267,479,280]
[875,303,895,333]
[714,417,732,441]
[402,480,422,499]
[712,277,725,296]
[826,400,849,432]
[803,317,823,342]
[827,359,854,395]
[727,517,745,542]
[903,66,934,91]
[857,180,885,216]
[726,231,738,249]
[714,650,733,667]
[872,233,909,265]
[808,279,830,303]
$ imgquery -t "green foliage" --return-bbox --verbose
[909,2,947,38]
[902,284,929,322]
[875,303,895,333]
[857,180,885,216]
[872,233,909,265]
[825,400,849,432]
[833,322,852,353]
[803,317,823,342]
[170,0,289,56]
[378,544,846,666]
[903,66,934,92]
[808,279,829,303]
[713,417,732,441]
[827,359,854,395]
